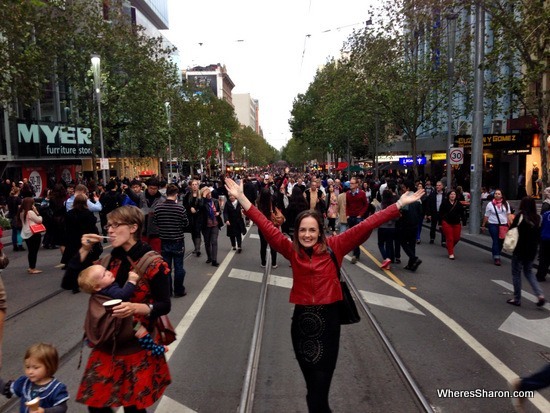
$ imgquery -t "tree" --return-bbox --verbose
[483,0,550,187]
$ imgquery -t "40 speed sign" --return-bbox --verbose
[449,147,464,165]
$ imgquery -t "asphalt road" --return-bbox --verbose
[0,218,548,412]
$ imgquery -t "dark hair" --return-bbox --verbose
[106,180,117,191]
[146,178,160,188]
[402,180,415,191]
[381,189,396,209]
[292,209,327,255]
[519,196,540,226]
[166,184,179,197]
[289,185,308,209]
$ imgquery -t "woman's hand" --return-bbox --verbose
[225,178,252,211]
[111,302,148,319]
[81,233,103,250]
[398,188,425,207]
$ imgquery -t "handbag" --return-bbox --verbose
[0,250,9,270]
[327,247,361,325]
[493,203,509,239]
[155,314,176,345]
[30,223,46,234]
[270,207,285,227]
[502,214,523,253]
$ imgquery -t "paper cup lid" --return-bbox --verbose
[102,299,122,307]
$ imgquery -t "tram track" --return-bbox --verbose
[239,255,434,413]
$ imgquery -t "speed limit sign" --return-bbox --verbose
[449,147,464,165]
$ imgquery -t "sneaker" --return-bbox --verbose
[272,265,278,269]
[449,255,455,260]
[380,258,392,270]
[232,247,236,250]
[206,259,212,264]
[508,378,525,412]
[441,242,446,247]
[212,261,220,267]
[494,259,501,266]
[237,248,242,253]
[261,264,266,268]
[416,239,421,244]
[351,257,358,264]
[196,251,201,257]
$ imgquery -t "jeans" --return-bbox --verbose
[536,239,550,281]
[161,239,186,296]
[487,223,503,259]
[347,217,364,258]
[202,225,219,262]
[520,363,550,392]
[511,255,542,303]
[88,407,146,413]
[377,227,396,261]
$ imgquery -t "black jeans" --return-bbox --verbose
[429,212,446,243]
[347,217,364,258]
[259,230,277,266]
[399,227,418,266]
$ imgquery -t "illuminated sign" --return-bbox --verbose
[399,156,426,166]
[454,133,530,151]
[431,153,447,161]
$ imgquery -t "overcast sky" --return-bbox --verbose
[163,0,375,150]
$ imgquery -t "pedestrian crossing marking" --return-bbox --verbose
[359,291,425,315]
[228,268,293,289]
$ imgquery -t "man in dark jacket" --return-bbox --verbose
[99,180,124,239]
[243,177,258,226]
[398,180,423,271]
[345,177,369,263]
[426,180,446,246]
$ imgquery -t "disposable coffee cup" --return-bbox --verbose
[102,299,122,315]
[25,397,40,411]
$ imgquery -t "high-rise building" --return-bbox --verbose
[233,94,259,134]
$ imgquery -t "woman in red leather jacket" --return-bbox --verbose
[225,177,424,413]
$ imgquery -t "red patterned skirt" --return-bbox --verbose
[76,348,171,408]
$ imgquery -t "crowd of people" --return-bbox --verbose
[0,168,548,412]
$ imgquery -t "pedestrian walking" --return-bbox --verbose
[536,203,550,282]
[506,197,544,307]
[18,197,43,274]
[6,187,24,252]
[326,184,338,235]
[510,365,550,412]
[439,190,465,259]
[257,187,278,268]
[223,194,246,252]
[225,176,424,413]
[481,189,513,266]
[426,181,446,246]
[376,189,399,270]
[0,343,69,412]
[397,180,424,271]
[336,190,347,234]
[154,184,189,297]
[182,179,203,257]
[200,186,222,267]
[346,177,369,264]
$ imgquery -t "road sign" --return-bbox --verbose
[449,147,464,165]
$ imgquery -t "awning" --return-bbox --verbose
[332,162,349,171]
[139,170,156,176]
[378,162,407,171]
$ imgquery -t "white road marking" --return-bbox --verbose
[492,279,549,309]
[347,256,550,411]
[359,291,425,315]
[228,268,293,289]
[155,395,197,413]
[499,313,550,348]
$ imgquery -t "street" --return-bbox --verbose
[0,220,548,412]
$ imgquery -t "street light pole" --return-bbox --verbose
[165,101,172,179]
[446,13,457,190]
[91,55,107,185]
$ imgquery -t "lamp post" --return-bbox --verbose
[91,54,107,185]
[165,101,172,179]
[446,13,457,190]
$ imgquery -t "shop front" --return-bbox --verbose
[454,132,534,199]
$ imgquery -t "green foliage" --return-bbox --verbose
[0,216,10,230]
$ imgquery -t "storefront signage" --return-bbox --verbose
[431,153,447,161]
[399,156,426,166]
[17,121,93,158]
[454,133,530,151]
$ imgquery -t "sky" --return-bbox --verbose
[163,0,376,150]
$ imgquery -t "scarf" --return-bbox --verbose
[492,198,503,208]
[205,198,215,220]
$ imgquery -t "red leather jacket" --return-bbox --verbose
[246,204,400,305]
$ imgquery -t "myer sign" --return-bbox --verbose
[17,122,93,158]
